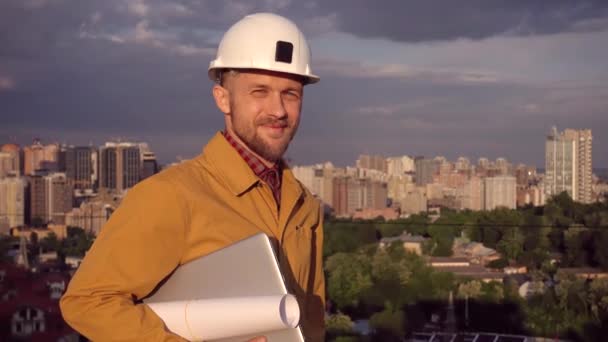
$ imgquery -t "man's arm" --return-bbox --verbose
[60,177,189,341]
[306,205,326,342]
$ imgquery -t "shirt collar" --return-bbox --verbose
[222,131,281,178]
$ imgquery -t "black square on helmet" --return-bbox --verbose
[275,41,293,64]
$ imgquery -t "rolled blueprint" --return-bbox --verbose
[146,294,300,341]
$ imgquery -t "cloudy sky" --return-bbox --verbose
[1,0,607,167]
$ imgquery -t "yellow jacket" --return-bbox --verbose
[60,132,325,341]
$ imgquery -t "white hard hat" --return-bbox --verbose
[208,13,319,84]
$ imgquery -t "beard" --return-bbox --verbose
[231,113,299,163]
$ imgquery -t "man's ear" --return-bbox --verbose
[212,84,231,114]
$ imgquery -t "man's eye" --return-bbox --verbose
[252,89,268,96]
[284,91,300,100]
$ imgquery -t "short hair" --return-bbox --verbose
[218,69,239,87]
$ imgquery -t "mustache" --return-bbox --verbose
[255,117,289,127]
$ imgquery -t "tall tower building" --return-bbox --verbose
[66,146,98,190]
[495,158,511,176]
[141,151,159,180]
[415,158,439,186]
[356,154,387,173]
[29,172,72,224]
[23,139,59,174]
[483,176,516,210]
[386,156,415,177]
[99,142,141,191]
[0,176,26,229]
[0,144,21,177]
[455,157,471,172]
[545,127,593,203]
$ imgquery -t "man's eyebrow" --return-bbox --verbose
[284,86,303,92]
[247,83,270,89]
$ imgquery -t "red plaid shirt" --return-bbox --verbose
[223,131,282,207]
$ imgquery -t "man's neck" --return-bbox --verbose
[223,129,276,168]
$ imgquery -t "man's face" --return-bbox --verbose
[214,70,304,164]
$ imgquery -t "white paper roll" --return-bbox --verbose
[147,294,300,341]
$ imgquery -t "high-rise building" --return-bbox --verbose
[515,164,537,186]
[293,163,335,208]
[545,127,593,203]
[0,152,14,178]
[478,158,490,169]
[455,157,471,172]
[57,144,68,172]
[0,176,27,229]
[387,175,413,201]
[495,158,511,176]
[142,151,159,180]
[66,146,98,190]
[332,176,351,217]
[292,165,315,192]
[313,164,335,208]
[517,184,545,207]
[29,172,72,224]
[99,142,141,191]
[483,176,516,210]
[356,154,387,173]
[24,139,59,174]
[415,158,439,186]
[460,176,483,211]
[332,176,387,217]
[0,143,21,177]
[400,186,427,215]
[386,156,415,177]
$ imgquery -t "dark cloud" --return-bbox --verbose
[315,0,608,42]
[0,0,607,168]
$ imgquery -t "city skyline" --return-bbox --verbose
[1,130,604,171]
[1,1,607,167]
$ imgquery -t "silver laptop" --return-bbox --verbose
[143,233,305,342]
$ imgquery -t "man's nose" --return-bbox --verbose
[268,92,287,118]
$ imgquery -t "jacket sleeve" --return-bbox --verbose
[60,177,189,341]
[306,204,326,342]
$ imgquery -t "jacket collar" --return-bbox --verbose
[202,132,259,196]
[201,132,304,212]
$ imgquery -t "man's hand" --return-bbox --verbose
[247,337,267,342]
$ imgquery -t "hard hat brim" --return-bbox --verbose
[208,66,320,85]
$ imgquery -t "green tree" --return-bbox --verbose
[0,235,12,262]
[480,281,504,302]
[369,308,406,341]
[427,219,456,257]
[402,214,429,236]
[522,214,550,252]
[371,248,410,285]
[497,227,524,262]
[324,221,377,258]
[593,230,608,270]
[589,278,608,323]
[40,232,60,252]
[457,280,482,299]
[326,252,373,310]
[62,229,95,257]
[555,270,589,318]
[564,226,591,267]
[376,222,404,238]
[487,258,508,269]
[27,231,41,260]
[325,312,354,336]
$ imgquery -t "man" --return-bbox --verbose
[60,13,325,341]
